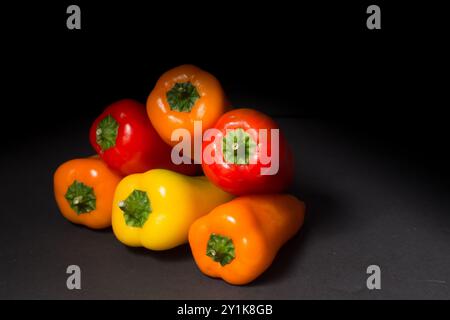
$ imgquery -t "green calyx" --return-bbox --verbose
[222,128,257,165]
[65,180,96,215]
[166,82,200,112]
[118,190,151,228]
[206,234,236,266]
[96,115,119,151]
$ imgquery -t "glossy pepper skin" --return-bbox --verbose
[146,64,228,147]
[54,157,122,229]
[189,194,305,285]
[201,108,294,195]
[112,169,234,250]
[90,99,198,176]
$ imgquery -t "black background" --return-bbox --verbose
[1,1,450,299]
[5,1,449,175]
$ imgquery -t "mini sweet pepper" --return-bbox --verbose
[189,194,305,285]
[54,157,122,229]
[90,99,198,176]
[112,169,234,250]
[146,64,228,148]
[201,108,294,195]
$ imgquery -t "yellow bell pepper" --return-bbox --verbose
[112,169,234,250]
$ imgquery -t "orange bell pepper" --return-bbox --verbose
[188,194,305,285]
[146,64,228,148]
[53,157,122,229]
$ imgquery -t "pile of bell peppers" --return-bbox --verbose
[53,64,306,285]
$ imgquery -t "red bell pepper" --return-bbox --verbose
[90,99,198,176]
[201,108,293,195]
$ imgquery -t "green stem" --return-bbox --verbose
[206,234,236,266]
[65,180,96,215]
[119,190,151,228]
[166,82,200,112]
[96,114,119,151]
[222,128,257,164]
